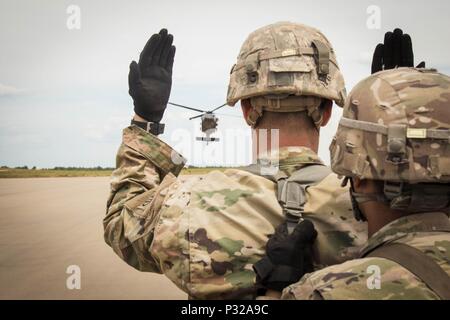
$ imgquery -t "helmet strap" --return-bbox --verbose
[346,177,388,221]
[345,177,450,219]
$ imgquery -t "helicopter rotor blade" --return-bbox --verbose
[208,103,227,113]
[214,112,242,118]
[168,102,206,113]
[189,114,205,120]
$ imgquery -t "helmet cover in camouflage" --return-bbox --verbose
[226,21,346,127]
[330,67,450,183]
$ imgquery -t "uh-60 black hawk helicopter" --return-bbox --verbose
[168,102,237,143]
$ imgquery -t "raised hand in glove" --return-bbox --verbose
[129,28,175,123]
[253,220,317,292]
[371,28,425,74]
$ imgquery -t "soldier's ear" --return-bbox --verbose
[320,100,333,127]
[351,177,362,191]
[241,99,252,120]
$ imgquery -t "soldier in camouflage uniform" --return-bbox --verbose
[103,23,370,299]
[276,68,450,300]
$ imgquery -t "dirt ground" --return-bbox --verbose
[0,177,187,299]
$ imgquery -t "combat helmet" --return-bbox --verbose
[330,67,450,216]
[227,21,347,127]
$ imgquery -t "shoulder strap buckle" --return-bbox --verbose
[383,181,404,200]
[239,163,331,234]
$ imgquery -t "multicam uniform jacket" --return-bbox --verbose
[281,211,450,300]
[103,125,367,299]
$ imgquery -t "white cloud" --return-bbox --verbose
[356,50,374,65]
[1,0,449,167]
[84,116,128,142]
[0,83,24,96]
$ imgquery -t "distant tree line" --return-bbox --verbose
[52,166,115,171]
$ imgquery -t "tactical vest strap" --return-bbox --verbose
[240,163,331,233]
[366,242,450,300]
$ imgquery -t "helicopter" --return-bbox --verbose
[168,102,230,143]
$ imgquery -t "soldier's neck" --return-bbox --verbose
[362,202,408,237]
[253,128,319,159]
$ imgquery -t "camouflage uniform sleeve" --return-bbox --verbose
[280,272,324,300]
[279,259,375,300]
[280,256,443,300]
[103,125,186,272]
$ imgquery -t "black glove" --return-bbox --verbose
[128,28,175,122]
[371,28,425,74]
[253,220,317,292]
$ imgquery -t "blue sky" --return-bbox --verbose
[1,0,449,168]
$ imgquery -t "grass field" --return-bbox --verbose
[0,169,113,178]
[0,167,230,178]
